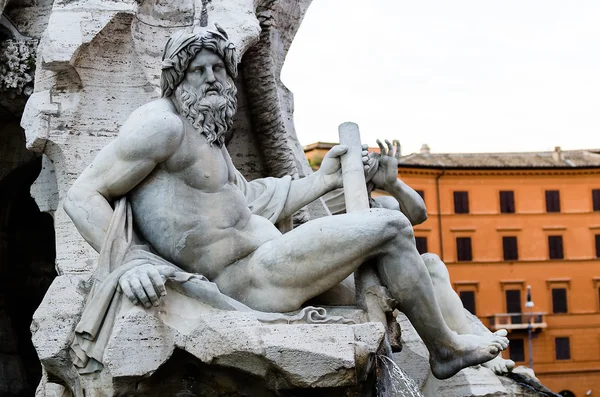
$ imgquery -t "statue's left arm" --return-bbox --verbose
[234,145,369,222]
[279,144,372,219]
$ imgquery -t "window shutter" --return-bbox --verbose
[500,191,515,213]
[548,236,564,259]
[545,190,561,212]
[502,236,518,260]
[459,291,476,315]
[454,191,470,214]
[552,288,568,314]
[555,337,571,360]
[456,237,472,261]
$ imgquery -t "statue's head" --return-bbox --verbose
[161,24,238,147]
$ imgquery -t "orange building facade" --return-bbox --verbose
[305,143,600,397]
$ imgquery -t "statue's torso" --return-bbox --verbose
[129,112,281,280]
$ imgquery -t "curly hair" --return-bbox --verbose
[160,28,238,98]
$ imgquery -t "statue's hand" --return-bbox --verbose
[119,264,175,308]
[371,139,400,190]
[319,144,370,188]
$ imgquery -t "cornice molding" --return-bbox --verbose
[399,167,600,177]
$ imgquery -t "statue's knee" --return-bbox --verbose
[421,253,449,281]
[421,252,441,265]
[385,210,413,238]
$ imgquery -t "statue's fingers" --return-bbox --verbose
[326,145,348,158]
[148,267,167,297]
[120,279,138,304]
[376,139,386,156]
[140,273,159,306]
[361,149,368,157]
[362,143,368,150]
[385,139,394,157]
[156,264,176,279]
[130,278,151,308]
[362,155,369,164]
[393,140,401,160]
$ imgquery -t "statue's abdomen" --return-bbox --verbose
[128,168,275,279]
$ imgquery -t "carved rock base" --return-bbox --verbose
[32,276,387,396]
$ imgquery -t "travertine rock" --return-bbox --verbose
[32,282,385,395]
[30,275,90,392]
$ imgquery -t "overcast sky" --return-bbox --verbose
[281,0,600,155]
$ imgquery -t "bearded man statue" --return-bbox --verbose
[161,24,238,147]
[65,21,508,382]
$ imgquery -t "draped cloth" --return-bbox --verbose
[70,174,323,373]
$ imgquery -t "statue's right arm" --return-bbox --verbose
[64,110,184,252]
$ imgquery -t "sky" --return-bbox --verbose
[280,0,600,155]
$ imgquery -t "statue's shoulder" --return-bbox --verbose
[118,98,185,160]
[125,98,183,133]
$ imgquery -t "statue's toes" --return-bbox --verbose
[487,344,500,356]
[505,359,515,371]
[494,329,508,337]
[492,335,509,349]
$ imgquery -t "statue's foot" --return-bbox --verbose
[429,329,509,379]
[482,355,515,375]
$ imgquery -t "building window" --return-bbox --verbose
[502,236,518,261]
[509,338,525,362]
[596,235,600,258]
[593,189,600,211]
[545,190,561,212]
[548,236,564,259]
[415,237,428,255]
[454,191,469,214]
[505,289,522,324]
[416,190,425,201]
[552,288,568,314]
[456,237,472,261]
[459,291,476,315]
[555,337,571,360]
[500,191,515,213]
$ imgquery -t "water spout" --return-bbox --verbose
[375,354,423,397]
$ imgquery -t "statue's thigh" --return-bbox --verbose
[240,209,408,304]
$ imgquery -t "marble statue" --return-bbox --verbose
[63,22,509,382]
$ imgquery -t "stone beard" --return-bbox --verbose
[173,76,237,147]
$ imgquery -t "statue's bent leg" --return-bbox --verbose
[362,215,509,379]
[215,208,400,312]
[215,208,507,379]
[422,253,515,374]
[422,253,474,334]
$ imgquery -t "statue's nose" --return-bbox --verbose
[205,67,216,83]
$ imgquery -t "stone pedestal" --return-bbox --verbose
[32,275,386,396]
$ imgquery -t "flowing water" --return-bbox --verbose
[375,354,424,397]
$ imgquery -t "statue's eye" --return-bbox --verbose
[214,65,223,72]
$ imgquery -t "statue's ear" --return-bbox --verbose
[214,22,229,39]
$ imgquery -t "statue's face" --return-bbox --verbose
[173,46,237,147]
[183,48,228,96]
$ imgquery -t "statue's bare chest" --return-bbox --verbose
[161,129,232,192]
